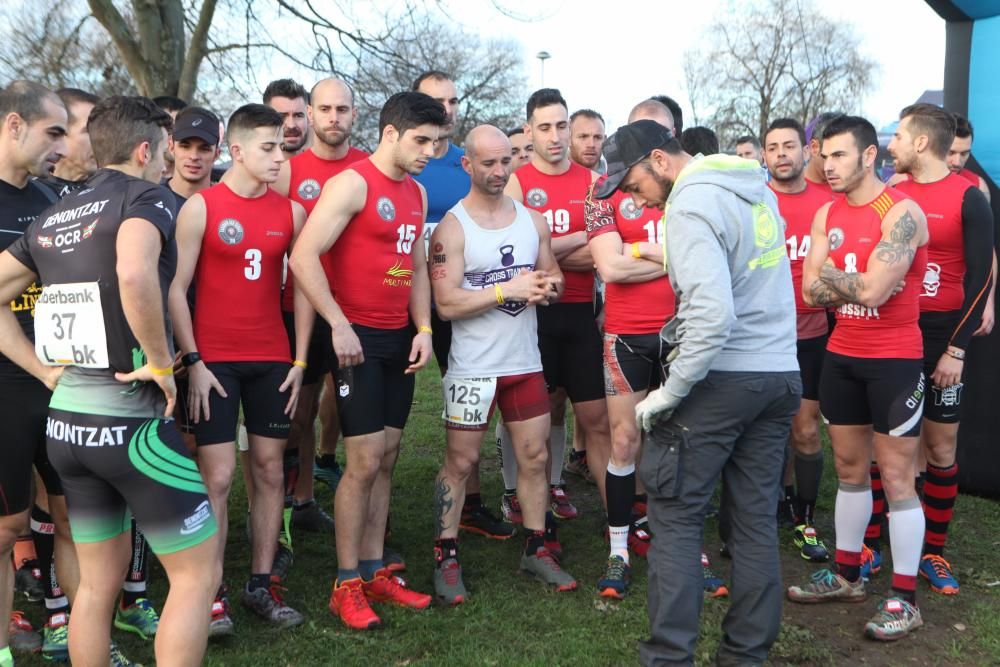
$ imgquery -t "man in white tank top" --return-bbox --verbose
[428,125,577,603]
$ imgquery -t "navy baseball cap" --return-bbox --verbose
[594,119,674,199]
[172,106,220,145]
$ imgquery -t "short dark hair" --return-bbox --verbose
[378,92,447,136]
[0,80,62,124]
[88,96,173,167]
[954,114,974,140]
[821,114,878,155]
[649,95,683,135]
[152,95,187,112]
[55,88,99,125]
[507,127,525,137]
[765,118,806,146]
[262,79,308,105]
[570,109,604,125]
[412,70,452,92]
[899,103,956,159]
[226,104,282,144]
[526,88,567,121]
[806,111,842,144]
[735,135,761,149]
[680,126,719,156]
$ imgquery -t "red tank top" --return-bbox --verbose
[326,158,424,329]
[958,168,981,186]
[195,183,293,362]
[805,176,834,198]
[517,161,593,303]
[586,181,676,334]
[893,174,972,312]
[825,187,926,359]
[770,182,833,322]
[282,146,369,312]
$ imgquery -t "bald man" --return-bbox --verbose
[429,125,575,604]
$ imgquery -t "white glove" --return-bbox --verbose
[635,386,680,432]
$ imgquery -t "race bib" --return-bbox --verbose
[34,282,109,368]
[441,375,496,427]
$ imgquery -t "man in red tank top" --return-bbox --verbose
[788,115,930,641]
[169,104,308,633]
[763,117,835,563]
[289,91,444,630]
[887,104,994,595]
[503,88,608,539]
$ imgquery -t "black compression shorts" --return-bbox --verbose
[0,378,62,516]
[430,309,453,373]
[819,352,925,437]
[602,332,669,396]
[538,302,605,403]
[796,334,827,402]
[282,311,333,386]
[194,361,293,446]
[920,311,965,424]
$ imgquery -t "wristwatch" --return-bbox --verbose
[181,351,202,367]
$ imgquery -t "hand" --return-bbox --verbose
[185,361,227,423]
[890,279,906,297]
[115,364,178,419]
[502,270,552,304]
[38,365,65,391]
[331,321,363,368]
[406,331,432,374]
[930,351,963,389]
[974,299,995,336]
[172,351,188,379]
[635,386,679,432]
[280,364,305,416]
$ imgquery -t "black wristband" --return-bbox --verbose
[181,352,202,367]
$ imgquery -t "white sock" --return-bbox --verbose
[833,482,871,554]
[549,424,567,486]
[496,421,518,491]
[887,497,924,577]
[609,525,630,564]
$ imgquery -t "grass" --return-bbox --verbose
[16,360,1000,666]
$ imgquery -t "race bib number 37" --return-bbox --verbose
[441,375,496,427]
[34,282,109,368]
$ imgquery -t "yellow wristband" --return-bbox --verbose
[418,325,433,335]
[494,283,505,305]
[149,364,174,376]
[293,360,308,369]
[632,242,641,259]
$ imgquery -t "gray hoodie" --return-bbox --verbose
[659,154,798,405]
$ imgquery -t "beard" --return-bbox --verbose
[316,125,349,148]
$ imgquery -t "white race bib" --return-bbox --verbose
[441,375,496,427]
[34,282,109,368]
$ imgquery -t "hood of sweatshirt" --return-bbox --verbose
[668,154,769,208]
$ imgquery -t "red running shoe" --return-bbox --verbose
[329,578,381,630]
[363,568,432,610]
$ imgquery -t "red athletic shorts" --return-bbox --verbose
[446,372,549,431]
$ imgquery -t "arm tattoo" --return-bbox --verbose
[433,475,453,537]
[874,210,917,265]
[819,264,865,303]
[808,278,844,307]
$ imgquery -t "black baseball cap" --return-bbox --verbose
[594,119,674,199]
[172,106,220,145]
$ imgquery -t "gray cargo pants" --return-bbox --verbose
[638,370,801,667]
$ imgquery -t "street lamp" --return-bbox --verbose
[536,50,551,87]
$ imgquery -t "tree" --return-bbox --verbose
[683,0,878,149]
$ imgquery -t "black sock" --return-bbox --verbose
[293,499,314,511]
[836,562,861,583]
[316,453,338,468]
[569,450,585,462]
[32,505,68,615]
[525,530,545,555]
[606,468,635,528]
[503,488,516,497]
[463,493,482,510]
[122,519,149,606]
[633,493,647,505]
[248,573,271,592]
[282,448,300,509]
[794,450,823,525]
[544,510,556,534]
[892,585,917,605]
[434,538,458,566]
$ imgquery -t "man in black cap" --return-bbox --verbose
[596,120,800,666]
[165,106,222,207]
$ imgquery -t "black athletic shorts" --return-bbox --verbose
[333,324,415,438]
[920,311,964,424]
[194,361,293,446]
[819,352,925,437]
[797,334,827,402]
[602,332,669,396]
[430,309,452,372]
[0,379,62,515]
[46,409,216,554]
[282,311,333,385]
[538,302,605,403]
[173,375,193,435]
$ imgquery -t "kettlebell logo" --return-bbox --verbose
[499,245,515,267]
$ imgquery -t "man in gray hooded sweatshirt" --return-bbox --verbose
[595,119,801,666]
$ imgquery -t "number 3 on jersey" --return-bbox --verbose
[245,249,261,280]
[542,209,570,234]
[396,224,416,254]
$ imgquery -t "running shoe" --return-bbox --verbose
[208,595,234,638]
[499,493,523,524]
[313,458,344,492]
[109,641,141,667]
[920,554,959,594]
[114,597,160,639]
[520,548,577,591]
[433,559,467,606]
[41,612,69,662]
[271,542,294,580]
[290,501,334,533]
[564,451,594,483]
[241,577,304,628]
[550,486,578,520]
[629,520,652,559]
[364,568,431,609]
[702,553,728,598]
[793,524,830,562]
[383,545,406,573]
[860,545,882,581]
[597,555,631,599]
[787,568,867,603]
[864,597,923,641]
[14,560,44,603]
[8,610,42,652]
[631,499,648,520]
[329,578,380,630]
[460,504,515,539]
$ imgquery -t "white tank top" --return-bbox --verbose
[447,199,543,378]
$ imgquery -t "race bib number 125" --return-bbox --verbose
[34,282,109,368]
[441,375,496,427]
